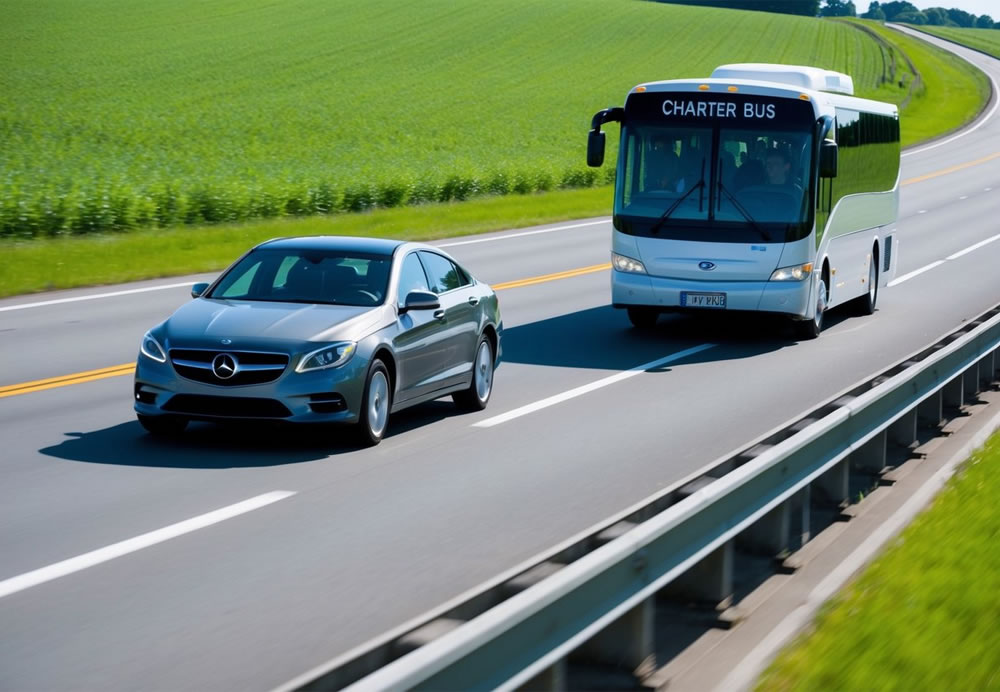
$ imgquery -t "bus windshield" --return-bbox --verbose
[615,120,815,242]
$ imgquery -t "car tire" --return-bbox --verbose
[627,306,659,329]
[357,359,391,447]
[137,414,188,437]
[454,336,494,411]
[794,276,827,340]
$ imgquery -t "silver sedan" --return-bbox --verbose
[134,236,502,445]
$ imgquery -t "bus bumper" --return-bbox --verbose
[612,269,812,318]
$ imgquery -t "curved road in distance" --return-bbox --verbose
[1,29,999,691]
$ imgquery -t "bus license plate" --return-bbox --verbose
[682,292,727,309]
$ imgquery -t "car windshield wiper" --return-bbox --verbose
[649,158,706,235]
[716,158,770,241]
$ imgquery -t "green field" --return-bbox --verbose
[759,431,1000,691]
[911,24,1000,59]
[0,0,936,238]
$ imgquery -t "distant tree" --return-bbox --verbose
[975,14,995,28]
[946,8,976,27]
[894,9,927,23]
[820,0,856,17]
[879,1,918,19]
[861,2,886,20]
[923,7,949,25]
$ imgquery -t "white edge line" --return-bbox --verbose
[437,219,609,248]
[0,490,296,599]
[0,281,195,313]
[887,260,945,287]
[894,25,1000,158]
[473,343,715,428]
[716,406,1000,692]
[946,232,1000,260]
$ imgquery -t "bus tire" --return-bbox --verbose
[795,276,827,340]
[854,252,878,316]
[627,306,659,329]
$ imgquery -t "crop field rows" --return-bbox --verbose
[0,0,982,237]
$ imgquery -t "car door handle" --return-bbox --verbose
[433,309,446,320]
[467,297,480,306]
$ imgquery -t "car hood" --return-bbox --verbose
[163,298,387,348]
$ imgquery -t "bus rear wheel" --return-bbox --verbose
[854,253,878,316]
[627,306,659,329]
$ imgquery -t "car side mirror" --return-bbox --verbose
[587,130,606,168]
[191,282,210,298]
[820,140,838,178]
[401,290,440,313]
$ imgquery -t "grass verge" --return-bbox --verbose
[758,430,1000,691]
[0,187,612,297]
[908,24,1000,60]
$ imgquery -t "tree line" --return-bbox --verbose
[658,1,997,28]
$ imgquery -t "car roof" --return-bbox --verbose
[257,236,404,255]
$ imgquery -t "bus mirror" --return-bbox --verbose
[820,141,838,178]
[587,130,606,168]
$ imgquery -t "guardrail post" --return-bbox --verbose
[889,409,918,448]
[813,460,849,506]
[662,541,734,607]
[918,391,943,428]
[737,501,790,556]
[851,430,887,473]
[943,375,964,410]
[520,659,567,691]
[575,598,655,675]
[963,364,981,403]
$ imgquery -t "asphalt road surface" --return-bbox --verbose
[1,27,999,691]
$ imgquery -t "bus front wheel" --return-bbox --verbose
[627,306,659,329]
[795,277,827,340]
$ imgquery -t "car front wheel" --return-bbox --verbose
[357,360,391,446]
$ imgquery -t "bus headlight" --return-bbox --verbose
[770,262,813,282]
[612,252,647,274]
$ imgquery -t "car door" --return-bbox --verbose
[417,251,479,385]
[392,251,452,404]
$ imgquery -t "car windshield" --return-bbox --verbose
[207,248,393,307]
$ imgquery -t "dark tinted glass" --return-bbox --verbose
[397,252,430,303]
[418,252,469,294]
[209,249,392,306]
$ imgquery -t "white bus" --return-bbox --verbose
[587,63,900,338]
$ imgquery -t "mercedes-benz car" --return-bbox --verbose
[134,236,502,445]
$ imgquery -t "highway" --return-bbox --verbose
[2,28,999,690]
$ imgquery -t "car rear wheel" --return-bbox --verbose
[454,337,494,411]
[137,414,188,437]
[357,360,391,446]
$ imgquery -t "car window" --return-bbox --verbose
[397,252,430,304]
[217,260,262,298]
[418,251,469,294]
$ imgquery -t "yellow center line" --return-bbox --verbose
[4,150,997,400]
[902,151,1000,186]
[492,262,611,291]
[0,363,136,399]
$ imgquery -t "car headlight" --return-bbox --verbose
[296,342,357,373]
[612,252,647,274]
[770,262,813,282]
[139,331,167,363]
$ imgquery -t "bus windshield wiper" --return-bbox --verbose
[649,158,706,235]
[716,175,771,242]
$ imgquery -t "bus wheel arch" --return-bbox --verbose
[854,243,879,316]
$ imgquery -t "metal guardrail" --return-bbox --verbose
[282,305,1000,692]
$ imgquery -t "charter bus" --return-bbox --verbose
[587,64,900,338]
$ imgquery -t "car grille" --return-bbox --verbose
[169,349,288,386]
[163,394,292,418]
